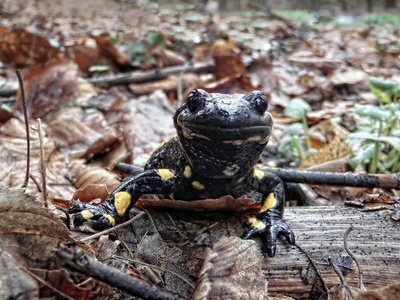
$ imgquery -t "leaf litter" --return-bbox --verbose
[1,1,400,299]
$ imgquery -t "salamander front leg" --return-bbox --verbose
[68,169,176,230]
[242,169,295,257]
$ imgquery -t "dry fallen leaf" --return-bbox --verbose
[0,188,93,299]
[192,237,269,299]
[13,59,96,119]
[0,28,61,67]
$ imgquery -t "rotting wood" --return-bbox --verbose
[263,206,400,298]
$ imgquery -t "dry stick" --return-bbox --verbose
[294,243,329,296]
[113,255,195,289]
[56,244,179,300]
[16,69,30,189]
[79,211,145,242]
[37,118,48,207]
[29,173,42,192]
[343,226,366,291]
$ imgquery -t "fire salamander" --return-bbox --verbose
[69,89,295,257]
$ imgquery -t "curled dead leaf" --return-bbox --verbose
[0,28,61,67]
[72,184,109,204]
[14,59,95,119]
[73,165,121,192]
[151,46,186,68]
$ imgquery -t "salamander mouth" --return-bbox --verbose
[179,123,271,145]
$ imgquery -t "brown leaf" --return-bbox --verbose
[0,188,71,297]
[13,59,95,119]
[69,43,109,73]
[0,28,61,67]
[136,195,259,211]
[73,165,121,192]
[331,69,369,86]
[92,35,129,69]
[354,281,400,300]
[72,184,110,204]
[192,237,269,299]
[151,46,186,68]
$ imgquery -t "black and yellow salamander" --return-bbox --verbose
[69,89,295,257]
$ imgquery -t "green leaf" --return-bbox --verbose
[349,143,376,169]
[88,65,110,72]
[348,132,400,150]
[370,86,390,103]
[354,104,391,121]
[184,15,200,23]
[253,22,269,30]
[284,98,311,119]
[147,32,164,48]
[132,42,146,55]
[370,77,398,91]
[281,123,304,136]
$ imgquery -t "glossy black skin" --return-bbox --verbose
[69,89,295,257]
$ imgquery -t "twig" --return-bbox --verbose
[294,242,329,296]
[37,118,47,207]
[263,167,400,189]
[113,255,195,289]
[29,173,42,192]
[79,211,145,242]
[343,226,366,290]
[16,69,30,189]
[55,205,71,231]
[56,244,180,300]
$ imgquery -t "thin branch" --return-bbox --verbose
[113,255,195,289]
[16,69,30,189]
[343,226,366,291]
[56,244,179,300]
[37,118,47,207]
[79,211,145,242]
[294,242,329,296]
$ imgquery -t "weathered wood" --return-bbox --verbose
[263,206,400,298]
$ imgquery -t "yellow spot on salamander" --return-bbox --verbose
[248,217,266,230]
[260,193,277,213]
[223,164,240,176]
[223,140,243,146]
[192,181,205,190]
[267,161,277,168]
[253,169,265,180]
[246,135,261,142]
[104,214,116,226]
[183,165,192,178]
[81,210,94,220]
[158,169,174,181]
[114,192,131,216]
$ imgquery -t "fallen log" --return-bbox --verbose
[263,206,400,298]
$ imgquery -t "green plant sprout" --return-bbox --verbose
[347,77,400,173]
[279,98,316,160]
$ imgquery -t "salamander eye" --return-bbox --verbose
[244,91,268,115]
[186,89,206,113]
[254,95,268,114]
